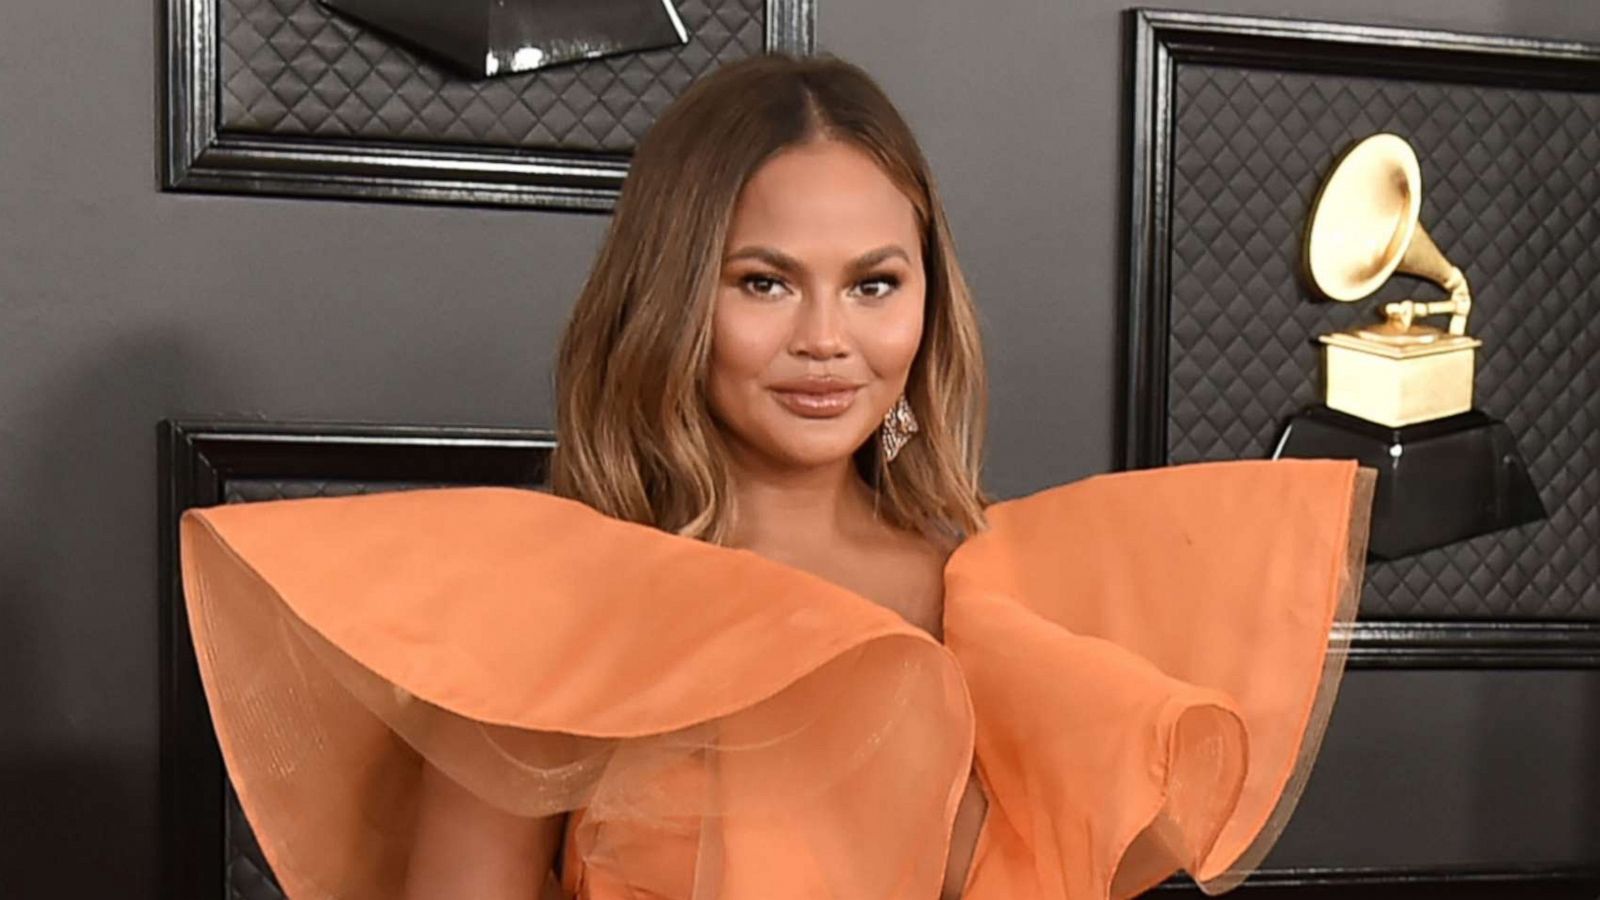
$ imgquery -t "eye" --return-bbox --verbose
[854,274,902,300]
[740,273,789,297]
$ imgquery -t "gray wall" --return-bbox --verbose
[2,0,1597,896]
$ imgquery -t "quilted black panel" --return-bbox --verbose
[218,0,765,151]
[226,791,282,900]
[1166,65,1600,620]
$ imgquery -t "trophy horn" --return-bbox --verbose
[1305,133,1471,335]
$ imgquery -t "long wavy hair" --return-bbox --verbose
[551,52,988,545]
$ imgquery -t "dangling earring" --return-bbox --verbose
[880,394,920,463]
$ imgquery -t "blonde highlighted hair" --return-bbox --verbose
[552,52,988,544]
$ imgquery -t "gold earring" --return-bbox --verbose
[880,394,919,463]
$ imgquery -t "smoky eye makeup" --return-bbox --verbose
[739,273,789,296]
[853,272,903,300]
[723,264,908,299]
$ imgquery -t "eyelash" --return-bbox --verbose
[740,273,901,299]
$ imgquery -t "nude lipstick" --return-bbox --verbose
[768,376,863,418]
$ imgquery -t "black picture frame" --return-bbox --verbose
[1120,8,1600,671]
[157,417,555,900]
[157,418,1600,898]
[160,0,816,210]
[1152,865,1600,899]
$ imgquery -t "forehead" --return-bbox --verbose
[726,139,920,251]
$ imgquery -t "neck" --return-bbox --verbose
[724,445,876,554]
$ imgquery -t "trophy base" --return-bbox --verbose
[1271,405,1546,560]
[1320,332,1480,427]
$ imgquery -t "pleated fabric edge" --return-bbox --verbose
[1191,464,1375,894]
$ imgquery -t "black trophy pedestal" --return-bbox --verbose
[1272,405,1546,560]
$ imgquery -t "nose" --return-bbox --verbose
[788,292,849,361]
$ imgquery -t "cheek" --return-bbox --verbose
[861,294,926,381]
[707,295,786,400]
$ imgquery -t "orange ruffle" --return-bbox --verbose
[178,458,1372,899]
[946,459,1373,897]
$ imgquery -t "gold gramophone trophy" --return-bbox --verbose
[1272,133,1544,559]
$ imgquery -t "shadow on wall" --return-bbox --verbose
[0,601,141,899]
[0,325,256,900]
[1588,679,1600,856]
[1498,1,1600,44]
[1466,674,1600,862]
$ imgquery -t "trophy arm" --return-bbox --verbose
[1381,266,1471,335]
[1443,267,1471,335]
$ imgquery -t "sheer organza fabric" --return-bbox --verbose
[178,458,1374,899]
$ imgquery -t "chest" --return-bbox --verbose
[798,552,947,641]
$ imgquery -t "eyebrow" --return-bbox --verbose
[722,244,911,273]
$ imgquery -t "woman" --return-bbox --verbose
[415,50,991,899]
[177,53,1375,900]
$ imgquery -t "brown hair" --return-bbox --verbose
[552,52,988,544]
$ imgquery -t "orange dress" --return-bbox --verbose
[177,458,1374,900]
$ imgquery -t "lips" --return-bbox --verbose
[768,377,864,419]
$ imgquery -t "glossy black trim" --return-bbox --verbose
[1120,8,1600,670]
[157,417,555,899]
[160,0,816,210]
[1155,864,1600,897]
[1346,620,1600,669]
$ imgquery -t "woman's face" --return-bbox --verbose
[708,138,926,473]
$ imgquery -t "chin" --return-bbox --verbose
[760,425,872,470]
